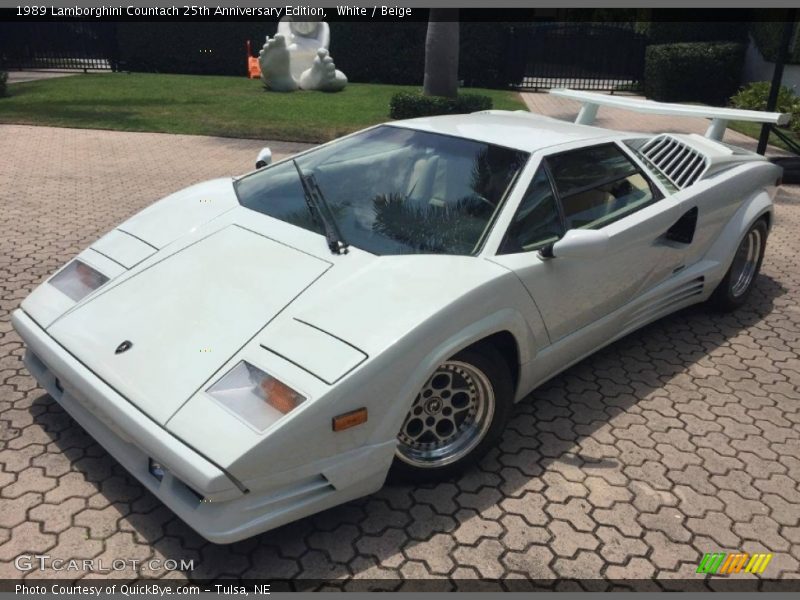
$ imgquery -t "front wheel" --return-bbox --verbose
[708,218,768,312]
[390,347,513,482]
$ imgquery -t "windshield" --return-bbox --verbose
[234,126,529,255]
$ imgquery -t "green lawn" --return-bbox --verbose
[729,120,800,154]
[0,73,526,143]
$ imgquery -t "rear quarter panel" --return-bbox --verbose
[682,161,779,269]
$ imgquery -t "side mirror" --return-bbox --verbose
[255,147,272,169]
[549,229,609,259]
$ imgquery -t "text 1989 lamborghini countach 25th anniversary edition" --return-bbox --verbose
[13,90,787,542]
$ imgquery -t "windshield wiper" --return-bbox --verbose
[293,160,349,255]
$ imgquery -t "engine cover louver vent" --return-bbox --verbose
[640,135,709,190]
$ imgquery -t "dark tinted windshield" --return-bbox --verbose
[235,126,528,255]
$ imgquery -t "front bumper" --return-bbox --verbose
[12,309,390,543]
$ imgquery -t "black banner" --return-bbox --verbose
[0,7,797,23]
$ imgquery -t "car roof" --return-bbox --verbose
[391,110,618,153]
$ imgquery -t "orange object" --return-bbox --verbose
[246,40,261,79]
[260,377,300,414]
[332,408,368,432]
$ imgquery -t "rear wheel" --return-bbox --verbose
[708,219,768,312]
[390,347,513,482]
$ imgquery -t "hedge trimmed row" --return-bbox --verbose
[750,22,800,65]
[638,21,748,44]
[389,91,492,119]
[644,42,745,105]
[639,20,748,107]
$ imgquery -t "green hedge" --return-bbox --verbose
[389,91,492,119]
[0,71,7,98]
[115,22,518,88]
[644,42,745,105]
[750,22,800,65]
[641,21,748,44]
[731,81,800,133]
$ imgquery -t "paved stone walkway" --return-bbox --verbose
[1,124,799,589]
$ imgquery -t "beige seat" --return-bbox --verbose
[565,189,615,226]
[406,155,440,202]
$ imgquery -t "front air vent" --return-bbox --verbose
[640,135,709,189]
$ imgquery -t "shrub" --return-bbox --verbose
[731,81,800,133]
[0,71,7,98]
[750,22,800,65]
[389,91,492,120]
[643,21,747,44]
[644,42,745,105]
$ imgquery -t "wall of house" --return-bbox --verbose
[742,34,800,91]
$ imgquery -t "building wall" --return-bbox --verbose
[742,34,800,91]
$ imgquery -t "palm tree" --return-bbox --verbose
[423,9,459,99]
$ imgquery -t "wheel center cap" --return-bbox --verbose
[425,397,443,415]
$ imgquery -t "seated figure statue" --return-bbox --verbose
[258,18,347,92]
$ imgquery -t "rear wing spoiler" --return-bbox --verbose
[549,88,790,141]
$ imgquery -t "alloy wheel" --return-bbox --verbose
[396,360,495,469]
[730,228,762,297]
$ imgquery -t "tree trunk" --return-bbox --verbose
[423,9,459,99]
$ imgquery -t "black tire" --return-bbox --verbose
[708,218,768,312]
[388,346,514,483]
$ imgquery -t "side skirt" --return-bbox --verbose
[515,259,720,400]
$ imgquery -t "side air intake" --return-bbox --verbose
[639,135,709,190]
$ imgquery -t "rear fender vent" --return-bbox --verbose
[624,276,706,333]
[640,135,709,190]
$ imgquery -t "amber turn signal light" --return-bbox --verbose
[260,377,302,414]
[332,408,368,432]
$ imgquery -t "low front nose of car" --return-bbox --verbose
[43,225,331,426]
[11,221,400,541]
[15,304,398,543]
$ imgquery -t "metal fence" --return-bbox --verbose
[0,23,119,71]
[512,23,646,92]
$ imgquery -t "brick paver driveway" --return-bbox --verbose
[1,124,799,589]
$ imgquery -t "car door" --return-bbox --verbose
[491,142,687,343]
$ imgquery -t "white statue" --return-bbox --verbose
[258,18,347,92]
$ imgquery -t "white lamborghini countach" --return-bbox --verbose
[12,90,786,542]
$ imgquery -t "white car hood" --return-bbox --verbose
[119,178,240,249]
[47,224,330,425]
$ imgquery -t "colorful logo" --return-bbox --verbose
[697,552,773,575]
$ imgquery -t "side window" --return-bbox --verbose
[547,143,660,230]
[500,167,564,254]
